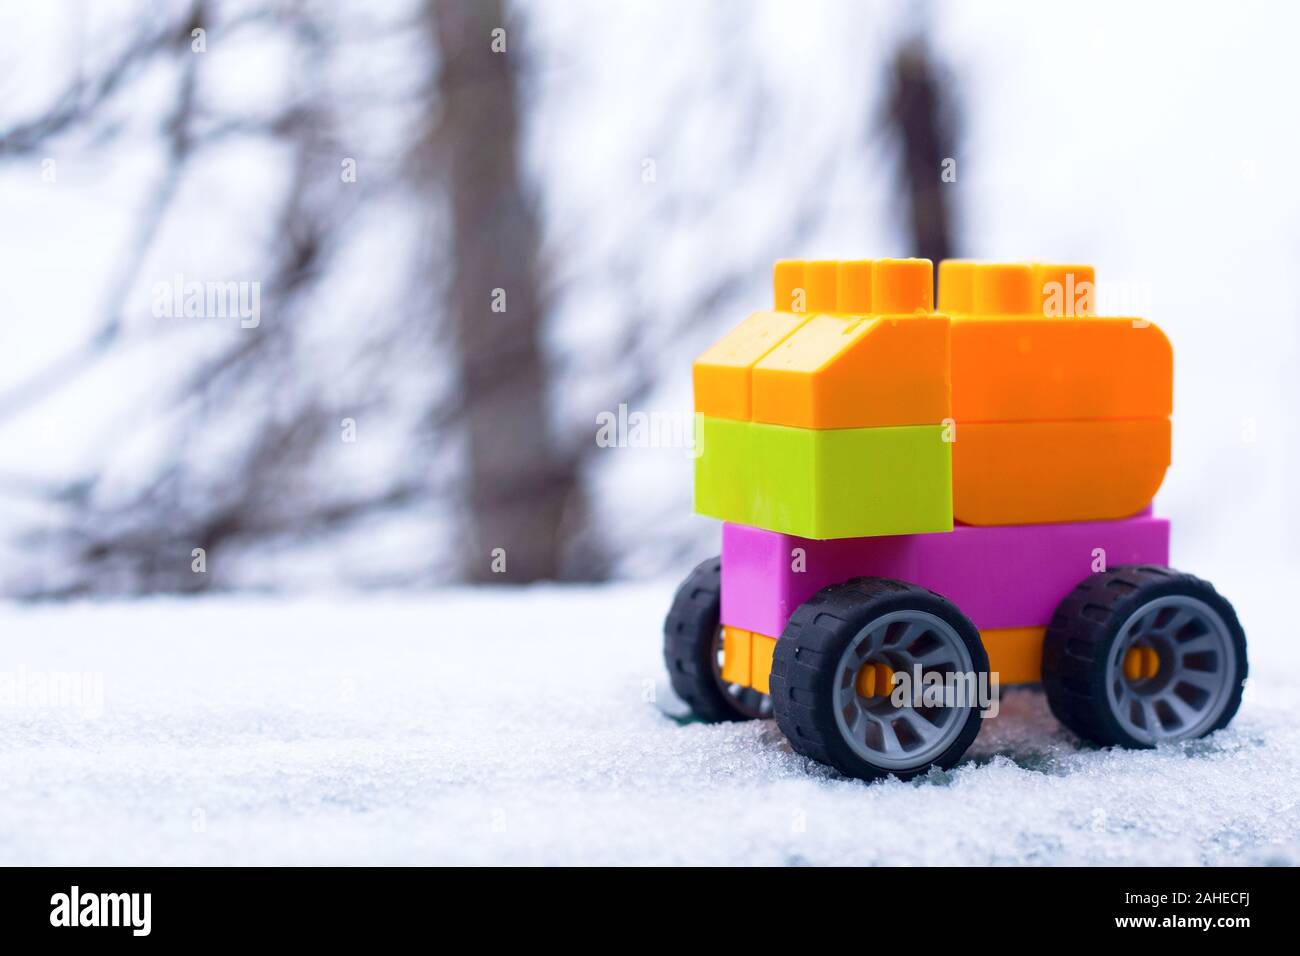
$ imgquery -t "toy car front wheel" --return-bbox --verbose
[1043,566,1247,747]
[663,557,772,722]
[770,578,990,782]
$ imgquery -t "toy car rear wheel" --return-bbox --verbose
[769,578,989,782]
[1042,566,1247,748]
[663,557,772,722]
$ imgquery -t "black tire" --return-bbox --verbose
[663,557,771,722]
[1043,565,1247,748]
[769,577,989,782]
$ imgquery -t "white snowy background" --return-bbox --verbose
[2,0,1299,864]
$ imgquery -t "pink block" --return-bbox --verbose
[721,514,1170,637]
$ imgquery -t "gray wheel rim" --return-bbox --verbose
[710,626,772,719]
[1105,595,1236,744]
[831,610,976,771]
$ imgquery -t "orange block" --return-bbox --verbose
[750,633,777,695]
[836,259,873,312]
[980,627,1045,685]
[952,419,1170,525]
[751,314,951,428]
[693,311,812,420]
[951,317,1172,423]
[872,258,933,313]
[699,259,947,427]
[1035,264,1095,317]
[973,263,1037,315]
[774,260,806,312]
[773,257,928,314]
[938,261,1096,317]
[773,259,839,313]
[721,626,752,686]
[802,260,839,312]
[937,259,976,312]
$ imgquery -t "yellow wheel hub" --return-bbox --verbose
[1123,645,1160,681]
[855,661,896,698]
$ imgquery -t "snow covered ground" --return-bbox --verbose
[1,579,1298,866]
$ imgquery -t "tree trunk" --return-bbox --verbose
[887,36,955,267]
[426,0,578,582]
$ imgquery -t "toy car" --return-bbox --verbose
[664,258,1247,781]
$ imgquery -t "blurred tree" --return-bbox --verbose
[0,1,951,597]
[885,34,957,266]
[0,1,399,596]
[0,0,595,595]
[422,0,583,583]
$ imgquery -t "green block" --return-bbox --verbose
[693,416,752,520]
[695,417,952,539]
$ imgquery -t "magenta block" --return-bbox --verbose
[720,514,1170,637]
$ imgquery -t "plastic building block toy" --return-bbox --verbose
[665,258,1248,782]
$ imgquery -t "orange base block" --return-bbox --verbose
[750,634,776,695]
[726,628,1055,692]
[980,627,1045,686]
[720,627,777,695]
[720,626,752,686]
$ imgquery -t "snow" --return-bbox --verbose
[2,581,1297,866]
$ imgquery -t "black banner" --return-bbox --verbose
[0,865,1283,942]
